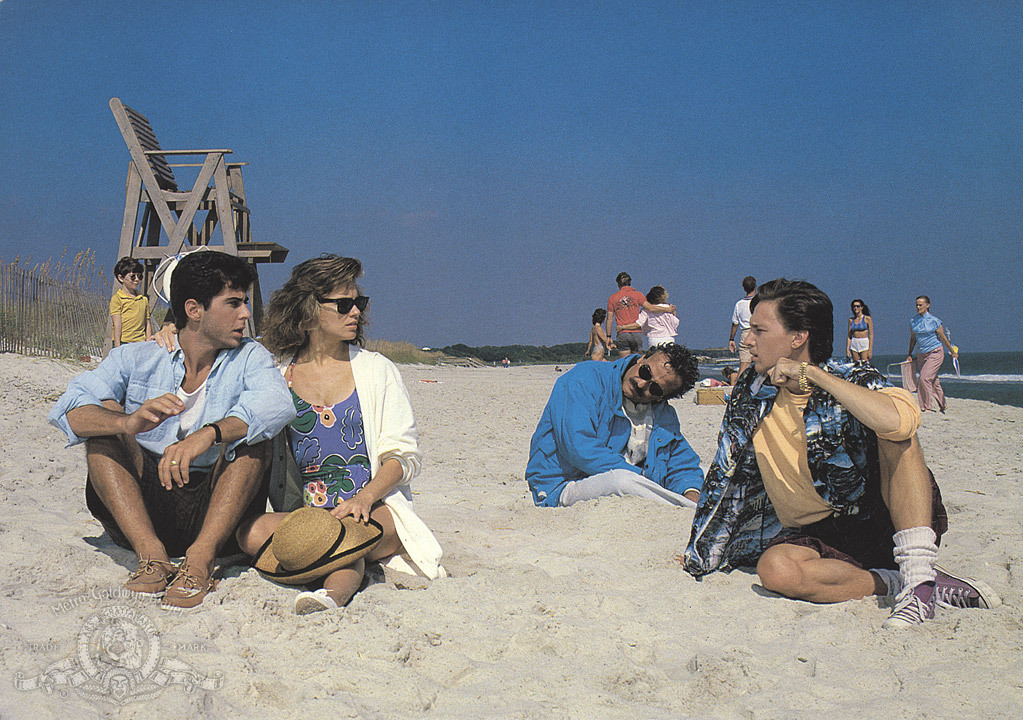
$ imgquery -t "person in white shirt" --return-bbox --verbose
[728,275,757,376]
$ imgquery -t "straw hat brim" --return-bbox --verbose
[252,515,383,586]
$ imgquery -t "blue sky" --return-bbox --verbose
[1,1,1020,353]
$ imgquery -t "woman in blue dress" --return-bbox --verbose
[237,255,444,614]
[907,295,957,412]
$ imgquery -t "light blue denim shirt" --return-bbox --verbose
[910,312,943,354]
[48,339,295,468]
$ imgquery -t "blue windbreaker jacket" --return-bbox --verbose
[525,356,703,507]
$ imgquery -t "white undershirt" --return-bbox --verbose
[622,398,654,467]
[176,379,209,438]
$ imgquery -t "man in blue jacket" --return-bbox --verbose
[526,344,703,507]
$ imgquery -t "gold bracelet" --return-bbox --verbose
[798,362,811,392]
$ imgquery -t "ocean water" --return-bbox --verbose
[873,352,1023,409]
[698,352,1023,409]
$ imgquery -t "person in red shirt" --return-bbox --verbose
[606,272,674,357]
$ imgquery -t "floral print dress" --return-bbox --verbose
[286,371,371,509]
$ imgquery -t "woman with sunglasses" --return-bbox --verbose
[236,255,444,614]
[845,298,873,362]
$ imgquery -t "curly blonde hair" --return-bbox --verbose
[261,255,367,357]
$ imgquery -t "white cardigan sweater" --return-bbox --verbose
[267,345,446,579]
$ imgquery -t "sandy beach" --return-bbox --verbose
[1,353,1020,719]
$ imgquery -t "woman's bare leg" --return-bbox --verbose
[367,504,404,562]
[322,558,366,606]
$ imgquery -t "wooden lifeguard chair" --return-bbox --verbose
[109,97,287,334]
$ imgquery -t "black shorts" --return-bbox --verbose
[615,332,642,353]
[766,470,947,570]
[85,447,266,558]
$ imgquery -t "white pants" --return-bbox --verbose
[558,469,697,507]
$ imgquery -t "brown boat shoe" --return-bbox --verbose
[162,563,218,609]
[124,558,177,595]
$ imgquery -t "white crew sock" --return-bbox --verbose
[892,526,938,591]
[870,568,902,597]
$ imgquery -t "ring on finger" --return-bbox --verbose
[170,460,178,465]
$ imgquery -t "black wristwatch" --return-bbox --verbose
[202,422,222,444]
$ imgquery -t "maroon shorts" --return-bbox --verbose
[766,471,947,570]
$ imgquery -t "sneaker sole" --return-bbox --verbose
[294,590,339,615]
[295,597,332,615]
[161,590,213,610]
[935,565,1001,609]
[882,616,926,630]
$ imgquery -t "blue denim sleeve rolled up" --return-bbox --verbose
[220,342,296,450]
[646,422,704,496]
[48,344,137,447]
[48,339,295,467]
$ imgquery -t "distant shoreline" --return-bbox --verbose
[476,351,1023,410]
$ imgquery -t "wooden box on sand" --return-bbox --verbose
[694,387,729,405]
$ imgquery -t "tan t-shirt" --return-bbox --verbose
[753,386,920,528]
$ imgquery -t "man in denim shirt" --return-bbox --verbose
[50,251,294,608]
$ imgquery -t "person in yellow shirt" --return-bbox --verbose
[684,279,999,628]
[110,257,152,346]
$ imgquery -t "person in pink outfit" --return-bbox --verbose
[620,285,679,348]
[606,272,674,358]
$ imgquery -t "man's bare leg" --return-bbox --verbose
[181,440,270,582]
[85,432,168,566]
[235,511,288,556]
[757,436,936,606]
[756,544,885,603]
[877,435,932,531]
[874,434,944,627]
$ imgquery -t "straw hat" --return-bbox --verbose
[252,507,383,585]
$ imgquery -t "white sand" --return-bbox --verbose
[1,354,1021,719]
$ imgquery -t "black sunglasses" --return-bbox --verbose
[638,363,664,398]
[318,295,369,314]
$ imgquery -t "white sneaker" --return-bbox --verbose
[294,589,339,615]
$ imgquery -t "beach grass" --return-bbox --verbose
[0,248,109,358]
[365,339,443,365]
